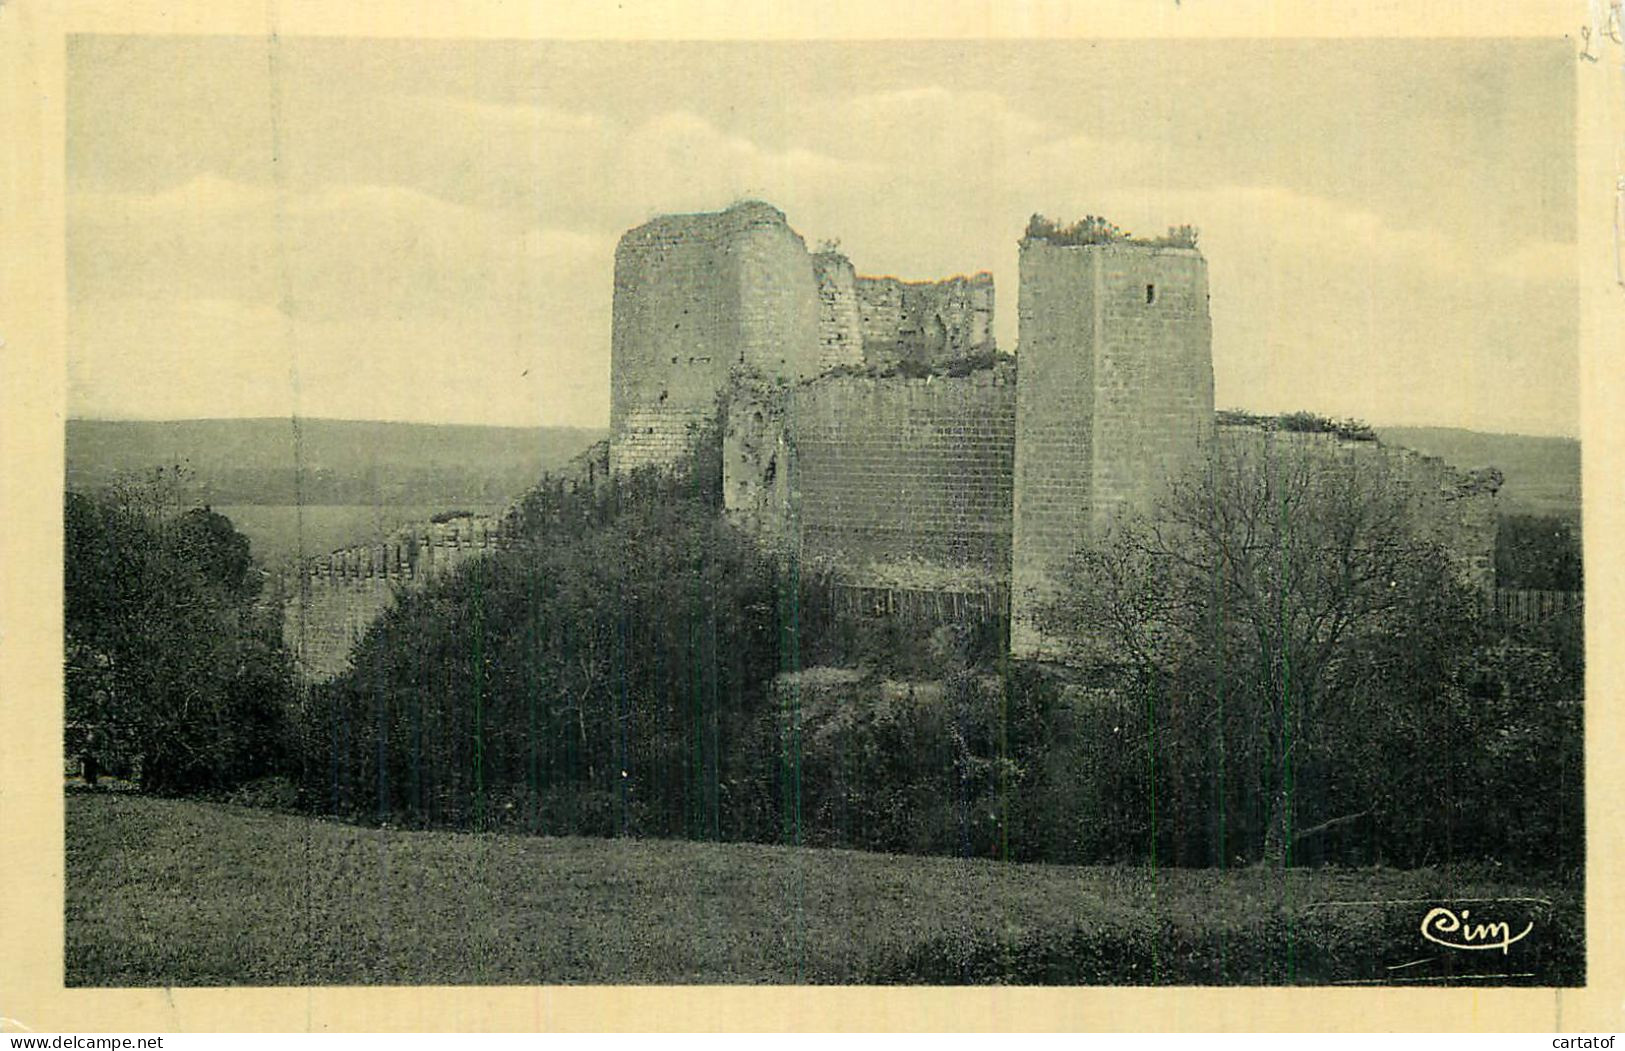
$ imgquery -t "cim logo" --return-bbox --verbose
[1420,905,1535,954]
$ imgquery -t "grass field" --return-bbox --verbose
[65,793,1583,987]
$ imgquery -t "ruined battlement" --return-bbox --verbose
[1214,422,1503,591]
[855,271,995,370]
[619,199,790,247]
[282,513,519,681]
[296,516,513,584]
[610,203,1501,660]
[813,250,864,373]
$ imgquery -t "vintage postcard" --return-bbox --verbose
[2,0,1621,1033]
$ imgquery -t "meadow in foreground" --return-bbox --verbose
[66,792,1582,987]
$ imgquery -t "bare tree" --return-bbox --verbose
[1040,430,1479,864]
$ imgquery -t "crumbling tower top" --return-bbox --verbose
[609,200,823,473]
[1010,216,1215,658]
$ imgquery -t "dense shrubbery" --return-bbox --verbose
[794,588,1006,677]
[65,473,292,794]
[69,422,1583,877]
[1496,513,1583,591]
[1037,434,1584,871]
[717,605,1581,872]
[731,668,1027,857]
[302,446,791,838]
[1215,408,1378,442]
[288,429,1582,872]
[1024,214,1199,250]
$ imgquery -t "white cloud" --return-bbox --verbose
[69,173,277,218]
[828,85,1053,155]
[609,110,875,218]
[71,296,298,419]
[406,94,604,134]
[1123,185,1579,435]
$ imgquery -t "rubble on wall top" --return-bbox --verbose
[1022,213,1201,251]
[1215,409,1505,496]
[1454,466,1506,496]
[812,239,851,263]
[813,249,855,270]
[1216,408,1377,443]
[721,199,785,221]
[809,351,1015,386]
[621,199,791,243]
[856,271,995,289]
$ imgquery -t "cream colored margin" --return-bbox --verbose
[1,0,1620,1033]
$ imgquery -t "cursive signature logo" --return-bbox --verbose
[1420,906,1533,954]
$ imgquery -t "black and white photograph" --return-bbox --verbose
[44,25,1592,1000]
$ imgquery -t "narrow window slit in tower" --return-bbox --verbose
[1146,284,1157,304]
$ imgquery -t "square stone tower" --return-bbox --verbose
[1010,236,1214,658]
[609,200,823,474]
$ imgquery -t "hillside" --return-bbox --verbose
[1378,426,1581,520]
[65,792,1581,987]
[65,418,607,506]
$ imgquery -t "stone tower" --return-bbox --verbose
[812,249,865,373]
[1010,236,1215,658]
[609,200,823,474]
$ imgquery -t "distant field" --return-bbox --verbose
[1378,426,1581,520]
[216,503,504,569]
[66,417,606,506]
[68,418,1576,521]
[66,793,1582,987]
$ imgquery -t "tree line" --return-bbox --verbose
[65,467,291,793]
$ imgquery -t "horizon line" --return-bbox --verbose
[63,414,1581,443]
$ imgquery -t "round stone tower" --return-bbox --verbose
[609,200,822,474]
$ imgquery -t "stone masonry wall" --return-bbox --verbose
[1217,425,1502,591]
[722,370,796,549]
[856,273,995,369]
[609,201,821,474]
[608,203,1499,665]
[1087,247,1214,530]
[283,516,514,682]
[1011,241,1213,659]
[737,215,823,381]
[813,251,864,372]
[612,407,715,474]
[1010,243,1096,658]
[609,209,737,473]
[790,365,1016,593]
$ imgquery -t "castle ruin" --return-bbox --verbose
[285,200,1502,678]
[612,202,1215,658]
[608,201,1500,660]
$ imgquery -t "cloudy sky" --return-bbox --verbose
[67,37,1576,436]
